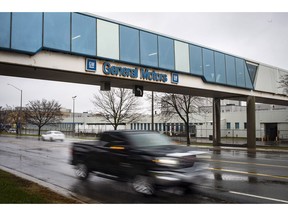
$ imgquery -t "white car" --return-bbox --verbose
[41,131,65,142]
[8,128,17,133]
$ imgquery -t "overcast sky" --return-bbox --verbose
[1,12,288,113]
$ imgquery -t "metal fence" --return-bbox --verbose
[171,128,288,146]
[11,127,288,146]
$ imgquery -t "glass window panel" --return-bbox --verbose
[189,45,203,75]
[235,122,240,129]
[97,19,119,60]
[120,25,139,64]
[235,58,246,87]
[71,13,96,56]
[214,52,226,84]
[11,12,42,53]
[158,36,174,70]
[225,55,236,86]
[244,64,253,89]
[140,31,158,67]
[175,41,189,72]
[227,122,231,129]
[0,12,11,48]
[44,13,70,52]
[203,48,215,82]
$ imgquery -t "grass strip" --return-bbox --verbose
[0,169,80,204]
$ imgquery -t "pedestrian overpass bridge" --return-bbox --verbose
[1,12,288,150]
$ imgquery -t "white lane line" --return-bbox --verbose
[229,191,288,203]
[208,159,288,169]
[209,168,288,180]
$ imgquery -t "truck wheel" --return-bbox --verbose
[132,175,155,196]
[75,163,89,180]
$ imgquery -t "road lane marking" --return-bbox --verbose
[209,168,288,180]
[229,191,288,203]
[208,159,288,169]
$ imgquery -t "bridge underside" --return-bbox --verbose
[1,61,287,106]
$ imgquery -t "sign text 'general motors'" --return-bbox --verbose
[102,62,168,83]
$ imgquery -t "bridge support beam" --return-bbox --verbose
[247,96,256,151]
[213,98,221,146]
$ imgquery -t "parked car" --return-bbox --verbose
[41,131,65,141]
[8,128,17,133]
[70,130,210,195]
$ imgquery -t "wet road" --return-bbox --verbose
[0,136,288,203]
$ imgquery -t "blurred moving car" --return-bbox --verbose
[70,130,210,195]
[41,131,65,141]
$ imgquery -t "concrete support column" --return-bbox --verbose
[247,96,256,150]
[213,98,221,146]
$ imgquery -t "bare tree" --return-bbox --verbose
[279,73,288,95]
[91,88,141,130]
[0,106,11,132]
[161,94,204,146]
[0,106,25,133]
[24,99,63,137]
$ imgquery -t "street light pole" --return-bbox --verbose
[8,83,23,136]
[72,96,77,136]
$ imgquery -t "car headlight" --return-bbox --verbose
[153,157,179,166]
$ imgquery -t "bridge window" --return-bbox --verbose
[189,45,203,76]
[225,55,236,86]
[97,19,119,60]
[203,48,215,82]
[246,62,258,83]
[71,13,96,56]
[44,13,71,52]
[11,13,42,53]
[0,12,11,48]
[158,36,174,70]
[235,58,246,88]
[214,52,226,84]
[175,41,189,73]
[140,31,158,67]
[244,64,253,89]
[120,25,139,64]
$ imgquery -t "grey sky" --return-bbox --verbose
[1,12,288,113]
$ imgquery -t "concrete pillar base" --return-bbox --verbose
[247,96,256,150]
[213,98,221,147]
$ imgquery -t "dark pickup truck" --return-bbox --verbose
[70,130,210,195]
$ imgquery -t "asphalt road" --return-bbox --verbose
[1,135,288,204]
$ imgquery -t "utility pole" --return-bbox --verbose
[72,96,77,136]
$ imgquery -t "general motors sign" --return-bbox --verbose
[85,59,96,72]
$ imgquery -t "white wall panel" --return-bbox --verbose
[97,20,119,60]
[174,41,189,73]
[254,65,277,93]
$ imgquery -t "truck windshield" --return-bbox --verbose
[128,133,174,148]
